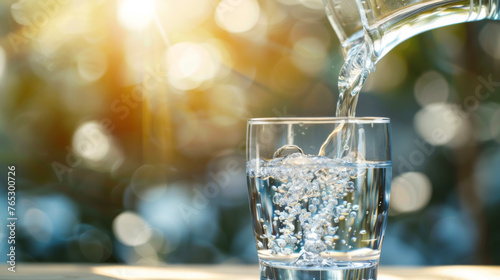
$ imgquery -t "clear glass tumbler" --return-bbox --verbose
[246,117,392,280]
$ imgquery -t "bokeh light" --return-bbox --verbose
[474,103,500,142]
[390,172,432,215]
[79,228,113,262]
[118,0,155,31]
[479,22,500,59]
[414,103,470,146]
[130,165,167,201]
[113,211,152,247]
[77,47,108,83]
[72,121,122,171]
[166,42,221,91]
[414,71,449,106]
[215,0,261,33]
[291,37,328,75]
[24,208,53,243]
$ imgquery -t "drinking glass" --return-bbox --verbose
[246,117,391,280]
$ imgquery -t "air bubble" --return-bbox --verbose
[346,181,355,192]
[277,239,286,248]
[351,237,357,242]
[360,230,366,235]
[308,205,317,212]
[249,152,378,266]
[273,145,304,158]
[327,226,338,235]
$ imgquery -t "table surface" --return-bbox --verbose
[1,264,500,279]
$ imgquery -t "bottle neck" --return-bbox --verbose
[359,0,500,60]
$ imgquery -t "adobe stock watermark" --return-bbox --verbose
[178,105,295,224]
[51,65,166,182]
[179,159,243,223]
[8,0,70,53]
[397,74,499,174]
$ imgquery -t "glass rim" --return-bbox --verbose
[248,117,390,124]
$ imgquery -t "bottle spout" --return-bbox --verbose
[324,0,500,62]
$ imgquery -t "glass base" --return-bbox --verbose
[259,261,379,280]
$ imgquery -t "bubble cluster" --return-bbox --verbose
[248,152,367,267]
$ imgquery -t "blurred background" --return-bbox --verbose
[0,0,499,266]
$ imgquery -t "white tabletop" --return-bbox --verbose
[1,264,499,279]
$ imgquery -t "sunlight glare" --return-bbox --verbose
[166,42,220,90]
[118,0,155,31]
